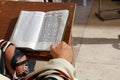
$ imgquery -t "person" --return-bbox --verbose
[0,39,29,79]
[0,39,78,80]
[24,41,77,80]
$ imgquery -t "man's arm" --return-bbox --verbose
[50,41,74,63]
[25,41,78,80]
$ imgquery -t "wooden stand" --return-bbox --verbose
[0,1,76,61]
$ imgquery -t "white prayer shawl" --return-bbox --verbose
[25,58,78,80]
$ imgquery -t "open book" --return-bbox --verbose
[10,10,69,51]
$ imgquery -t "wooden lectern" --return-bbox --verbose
[0,1,76,61]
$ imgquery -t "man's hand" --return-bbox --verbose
[50,41,74,63]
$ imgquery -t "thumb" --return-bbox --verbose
[50,44,56,57]
[50,44,56,51]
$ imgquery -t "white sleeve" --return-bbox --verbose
[41,58,78,80]
[26,58,78,80]
[0,74,10,80]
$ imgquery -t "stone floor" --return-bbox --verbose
[33,0,120,80]
[73,0,120,80]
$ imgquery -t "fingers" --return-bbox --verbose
[50,41,74,63]
[60,41,67,48]
[50,44,56,50]
[50,41,67,52]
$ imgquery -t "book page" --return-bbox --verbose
[35,10,69,51]
[10,11,45,49]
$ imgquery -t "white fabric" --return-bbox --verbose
[0,74,10,80]
[0,50,1,61]
[2,41,11,52]
[0,39,3,63]
[26,58,78,80]
[0,39,4,43]
[13,71,19,80]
